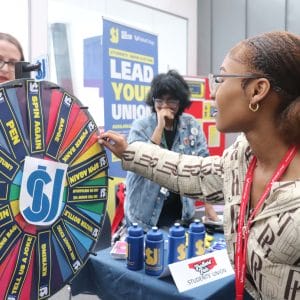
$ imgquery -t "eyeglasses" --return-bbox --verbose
[153,98,179,108]
[0,59,18,73]
[208,73,262,94]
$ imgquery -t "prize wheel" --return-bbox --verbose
[0,79,109,299]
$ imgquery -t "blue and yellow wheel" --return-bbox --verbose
[0,79,108,299]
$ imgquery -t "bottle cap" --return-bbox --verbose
[189,219,205,233]
[128,223,143,237]
[147,226,163,241]
[169,222,185,237]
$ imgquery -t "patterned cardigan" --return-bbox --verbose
[121,134,300,300]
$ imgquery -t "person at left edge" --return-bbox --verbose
[0,32,24,83]
[125,70,209,231]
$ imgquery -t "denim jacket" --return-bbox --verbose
[125,112,209,231]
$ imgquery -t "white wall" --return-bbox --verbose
[2,0,197,126]
[128,0,198,75]
[28,0,48,62]
[47,0,189,80]
[45,0,194,125]
[1,0,197,83]
[0,0,29,60]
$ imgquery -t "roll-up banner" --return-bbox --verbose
[102,18,158,177]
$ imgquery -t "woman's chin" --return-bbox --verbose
[215,122,230,133]
[215,119,222,131]
[216,126,226,133]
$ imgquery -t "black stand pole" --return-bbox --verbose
[14,61,41,79]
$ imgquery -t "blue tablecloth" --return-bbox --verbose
[70,231,248,300]
[71,245,236,300]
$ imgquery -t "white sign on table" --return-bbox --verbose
[168,249,234,293]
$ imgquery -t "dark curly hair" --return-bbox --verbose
[145,69,191,116]
[0,32,24,61]
[229,31,300,145]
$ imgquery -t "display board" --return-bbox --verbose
[0,79,108,299]
[102,17,158,178]
[184,76,225,156]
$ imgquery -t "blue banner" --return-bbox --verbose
[102,18,158,177]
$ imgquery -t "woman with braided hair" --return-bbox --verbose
[99,31,300,299]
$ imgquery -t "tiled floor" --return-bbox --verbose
[49,285,100,300]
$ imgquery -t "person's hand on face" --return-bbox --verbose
[156,107,175,129]
[154,96,179,129]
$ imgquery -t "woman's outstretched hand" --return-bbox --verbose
[98,130,128,159]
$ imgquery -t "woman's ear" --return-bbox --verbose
[251,78,271,103]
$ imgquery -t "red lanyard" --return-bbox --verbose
[235,145,298,300]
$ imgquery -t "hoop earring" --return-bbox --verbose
[249,103,259,112]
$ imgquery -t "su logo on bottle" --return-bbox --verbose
[19,156,68,226]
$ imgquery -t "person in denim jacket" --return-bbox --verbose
[125,70,209,231]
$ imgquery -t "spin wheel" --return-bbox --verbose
[0,79,108,299]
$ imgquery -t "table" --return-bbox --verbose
[69,233,246,300]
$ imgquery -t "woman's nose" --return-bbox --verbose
[0,63,10,73]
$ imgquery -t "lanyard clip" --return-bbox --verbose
[242,225,248,239]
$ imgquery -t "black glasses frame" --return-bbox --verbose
[210,73,262,83]
[0,59,18,70]
[152,97,180,107]
[208,73,264,93]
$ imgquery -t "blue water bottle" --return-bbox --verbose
[145,226,164,276]
[168,222,186,264]
[126,223,144,270]
[188,219,206,258]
